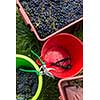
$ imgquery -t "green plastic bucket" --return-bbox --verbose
[16,54,43,100]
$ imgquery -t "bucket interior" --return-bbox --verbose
[16,57,34,69]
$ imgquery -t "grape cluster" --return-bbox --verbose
[20,0,83,38]
[16,70,38,100]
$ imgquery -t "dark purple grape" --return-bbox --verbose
[19,0,83,38]
[31,83,38,96]
[16,69,38,100]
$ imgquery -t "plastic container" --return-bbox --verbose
[39,33,83,78]
[16,54,43,100]
[58,75,83,100]
[16,0,83,41]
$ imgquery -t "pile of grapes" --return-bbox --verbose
[19,0,83,38]
[16,70,38,100]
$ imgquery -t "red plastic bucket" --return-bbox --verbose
[40,33,83,78]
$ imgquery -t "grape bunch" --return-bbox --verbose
[16,70,38,100]
[20,0,83,38]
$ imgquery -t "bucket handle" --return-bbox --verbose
[19,68,40,76]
